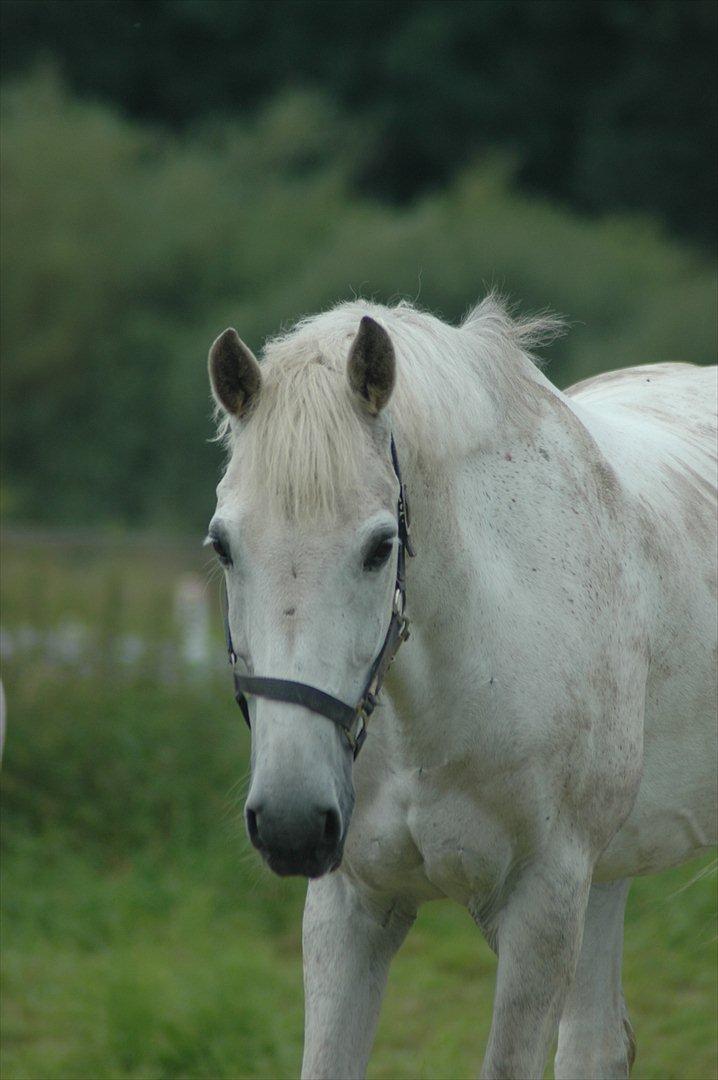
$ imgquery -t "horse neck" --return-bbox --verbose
[401,359,570,596]
[388,365,582,758]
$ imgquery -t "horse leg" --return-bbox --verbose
[301,872,414,1080]
[479,847,592,1079]
[555,878,635,1079]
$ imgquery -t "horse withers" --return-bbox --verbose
[206,296,717,1079]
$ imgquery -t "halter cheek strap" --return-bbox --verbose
[223,434,415,758]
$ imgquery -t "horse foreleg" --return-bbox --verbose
[301,872,413,1080]
[555,878,635,1079]
[479,847,592,1080]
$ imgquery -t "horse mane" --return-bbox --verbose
[215,293,563,520]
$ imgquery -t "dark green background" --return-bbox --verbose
[1,0,716,531]
[4,0,717,241]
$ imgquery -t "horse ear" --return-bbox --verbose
[208,328,261,418]
[347,316,395,415]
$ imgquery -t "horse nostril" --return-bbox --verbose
[245,805,261,849]
[321,807,341,848]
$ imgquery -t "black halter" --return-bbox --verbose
[223,435,415,758]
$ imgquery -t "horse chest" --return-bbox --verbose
[347,766,518,912]
[407,782,518,908]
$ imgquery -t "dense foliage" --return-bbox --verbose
[2,0,716,246]
[1,69,715,530]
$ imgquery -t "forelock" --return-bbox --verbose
[235,349,381,521]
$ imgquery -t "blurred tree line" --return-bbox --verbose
[1,67,715,531]
[2,0,716,247]
[1,0,717,533]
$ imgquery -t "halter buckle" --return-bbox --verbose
[352,716,368,757]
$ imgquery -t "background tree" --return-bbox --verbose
[2,0,716,246]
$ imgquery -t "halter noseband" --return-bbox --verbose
[223,435,415,758]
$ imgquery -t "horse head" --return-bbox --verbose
[207,316,404,877]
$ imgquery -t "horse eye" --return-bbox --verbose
[363,537,394,571]
[212,538,232,565]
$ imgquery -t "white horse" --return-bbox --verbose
[206,295,717,1079]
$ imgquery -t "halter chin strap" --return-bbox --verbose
[223,434,415,758]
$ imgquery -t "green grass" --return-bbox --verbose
[1,542,716,1078]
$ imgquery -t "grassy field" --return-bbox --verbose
[1,537,716,1079]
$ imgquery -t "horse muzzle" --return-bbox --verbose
[244,795,349,878]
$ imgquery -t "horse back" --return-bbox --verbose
[567,362,716,568]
